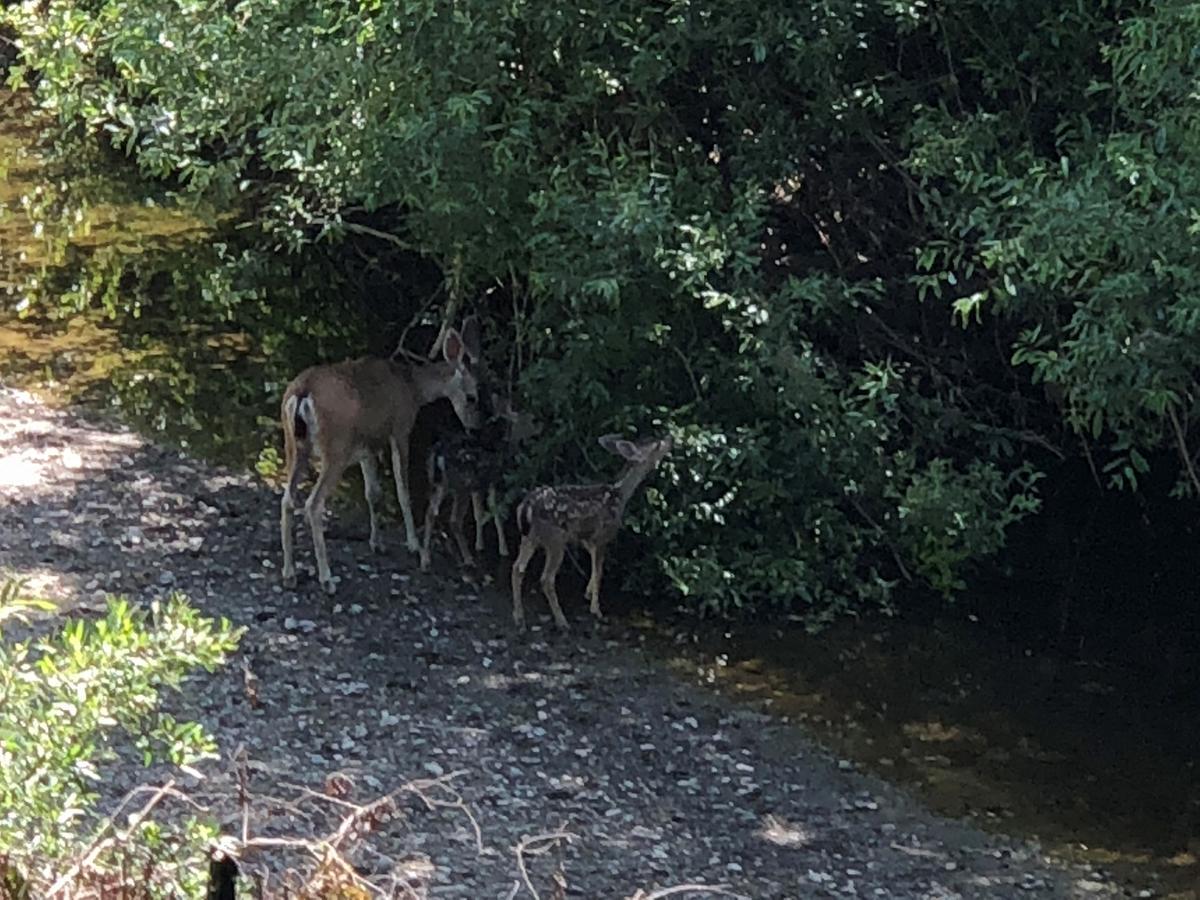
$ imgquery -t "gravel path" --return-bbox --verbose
[0,386,1137,899]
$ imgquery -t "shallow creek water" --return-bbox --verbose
[1,89,1197,898]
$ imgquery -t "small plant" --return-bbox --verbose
[0,578,241,898]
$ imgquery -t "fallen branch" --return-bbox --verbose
[513,831,576,900]
[629,886,749,900]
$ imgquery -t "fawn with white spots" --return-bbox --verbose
[511,433,672,630]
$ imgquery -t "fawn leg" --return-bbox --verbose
[585,542,606,619]
[511,536,536,628]
[472,491,486,551]
[449,491,474,565]
[489,487,509,556]
[420,482,446,571]
[540,541,569,631]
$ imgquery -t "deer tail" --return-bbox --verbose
[282,392,315,501]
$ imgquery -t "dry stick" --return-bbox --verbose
[394,282,446,360]
[514,831,577,900]
[1168,405,1200,497]
[46,780,181,896]
[396,771,484,855]
[428,252,465,359]
[631,886,748,900]
[312,218,418,251]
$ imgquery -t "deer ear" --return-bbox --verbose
[597,433,622,454]
[461,316,482,363]
[442,328,465,364]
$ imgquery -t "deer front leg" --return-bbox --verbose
[489,487,509,556]
[471,491,486,552]
[360,454,385,554]
[420,482,446,571]
[449,491,474,566]
[511,536,536,628]
[280,488,297,588]
[585,541,606,619]
[540,541,569,631]
[389,434,420,553]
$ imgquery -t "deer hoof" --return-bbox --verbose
[419,553,431,572]
[369,539,385,554]
[281,572,297,589]
[554,618,571,632]
[320,578,337,596]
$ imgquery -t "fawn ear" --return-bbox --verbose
[442,328,465,365]
[599,434,641,460]
[461,316,482,363]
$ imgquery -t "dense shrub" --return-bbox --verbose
[0,578,240,897]
[6,0,1197,620]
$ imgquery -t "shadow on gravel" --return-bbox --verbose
[0,387,1145,899]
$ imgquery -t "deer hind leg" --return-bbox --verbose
[360,453,385,554]
[585,541,606,619]
[510,535,537,628]
[305,460,347,596]
[449,490,474,565]
[281,489,297,588]
[420,481,446,571]
[540,540,569,631]
[471,491,486,552]
[280,395,304,588]
[389,433,420,553]
[489,487,509,556]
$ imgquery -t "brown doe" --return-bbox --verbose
[419,393,539,571]
[511,433,672,630]
[279,320,482,594]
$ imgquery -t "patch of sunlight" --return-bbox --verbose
[757,814,812,848]
[901,719,986,745]
[1,565,78,608]
[0,451,43,487]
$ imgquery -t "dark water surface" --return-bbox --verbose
[2,88,1196,898]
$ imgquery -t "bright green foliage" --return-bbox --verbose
[0,579,240,895]
[11,0,1193,618]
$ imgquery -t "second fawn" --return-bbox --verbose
[420,393,537,570]
[511,433,672,630]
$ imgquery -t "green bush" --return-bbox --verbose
[0,578,240,897]
[15,0,1195,620]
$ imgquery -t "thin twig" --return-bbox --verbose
[396,770,484,854]
[631,885,748,900]
[514,831,577,900]
[313,218,417,251]
[47,780,179,896]
[670,343,703,403]
[848,497,913,582]
[1168,405,1200,496]
[394,283,445,359]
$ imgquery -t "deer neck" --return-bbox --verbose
[613,461,655,509]
[411,359,458,406]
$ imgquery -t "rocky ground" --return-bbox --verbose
[0,385,1142,898]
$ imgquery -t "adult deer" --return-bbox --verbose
[419,393,538,571]
[279,320,482,595]
[511,433,672,630]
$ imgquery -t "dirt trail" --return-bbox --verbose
[0,386,1136,898]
